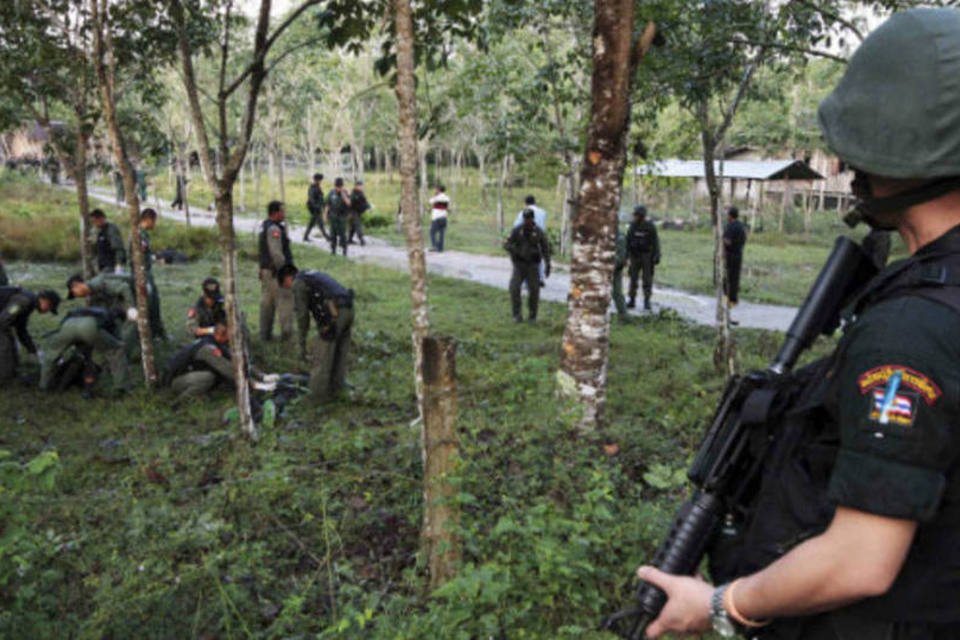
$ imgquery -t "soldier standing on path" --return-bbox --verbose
[326,178,351,256]
[135,167,148,202]
[91,209,126,274]
[348,179,371,246]
[0,287,60,383]
[130,208,166,339]
[279,265,354,402]
[171,165,187,210]
[303,173,329,242]
[39,306,127,396]
[723,205,747,306]
[504,208,551,323]
[113,170,124,204]
[626,205,661,311]
[258,200,295,341]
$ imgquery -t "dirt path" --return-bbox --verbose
[88,187,798,332]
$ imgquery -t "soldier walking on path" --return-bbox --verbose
[39,307,127,396]
[258,200,295,342]
[504,209,551,323]
[91,209,126,274]
[279,265,354,402]
[626,205,661,311]
[171,165,187,210]
[0,286,60,383]
[303,173,329,242]
[348,179,371,246]
[513,195,549,284]
[326,178,351,256]
[723,205,747,306]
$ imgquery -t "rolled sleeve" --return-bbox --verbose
[829,449,946,521]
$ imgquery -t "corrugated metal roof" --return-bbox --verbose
[635,159,823,181]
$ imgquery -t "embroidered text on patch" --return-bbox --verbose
[857,365,942,405]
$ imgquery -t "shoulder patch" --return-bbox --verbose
[210,347,223,358]
[857,365,942,405]
[187,308,196,318]
[271,229,281,239]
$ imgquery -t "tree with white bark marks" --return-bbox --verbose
[557,0,658,433]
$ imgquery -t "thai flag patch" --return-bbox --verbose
[868,389,916,427]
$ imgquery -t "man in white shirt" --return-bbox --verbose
[429,185,450,252]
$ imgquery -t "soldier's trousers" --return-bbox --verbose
[146,275,165,338]
[309,306,353,402]
[40,317,126,391]
[304,210,328,241]
[329,216,348,255]
[0,329,19,383]
[757,610,960,640]
[171,370,218,397]
[628,252,655,302]
[260,268,293,341]
[510,261,541,320]
[611,264,627,316]
[725,252,743,304]
[349,212,365,245]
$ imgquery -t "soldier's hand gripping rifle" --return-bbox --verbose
[602,236,877,639]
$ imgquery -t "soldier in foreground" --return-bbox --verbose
[626,205,660,311]
[278,265,354,402]
[638,9,960,639]
[258,200,294,342]
[90,209,126,274]
[504,208,551,323]
[0,286,60,383]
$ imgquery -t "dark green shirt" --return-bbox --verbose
[327,188,349,218]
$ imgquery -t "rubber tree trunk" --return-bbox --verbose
[91,0,156,387]
[421,335,461,589]
[394,0,431,418]
[496,155,507,234]
[558,3,656,433]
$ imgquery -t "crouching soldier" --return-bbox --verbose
[278,265,354,402]
[162,321,237,397]
[40,307,128,396]
[1,286,60,383]
[186,277,227,338]
[67,272,139,358]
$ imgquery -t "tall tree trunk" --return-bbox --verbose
[277,143,286,203]
[558,4,656,433]
[72,138,95,279]
[496,155,507,234]
[394,0,431,416]
[699,105,735,376]
[91,0,156,387]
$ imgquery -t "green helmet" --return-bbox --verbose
[818,8,960,179]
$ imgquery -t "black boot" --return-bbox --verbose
[643,296,651,311]
[627,297,636,309]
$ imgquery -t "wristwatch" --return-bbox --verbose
[711,583,738,637]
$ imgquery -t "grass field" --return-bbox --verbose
[0,174,838,638]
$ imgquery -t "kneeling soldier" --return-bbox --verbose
[278,265,354,402]
[40,307,127,395]
[186,277,227,338]
[163,321,236,397]
[0,286,60,383]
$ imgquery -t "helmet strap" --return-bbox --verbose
[847,173,960,230]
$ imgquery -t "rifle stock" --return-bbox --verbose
[604,236,876,639]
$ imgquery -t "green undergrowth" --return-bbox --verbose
[2,174,835,638]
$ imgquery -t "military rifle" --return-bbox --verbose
[603,236,877,639]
